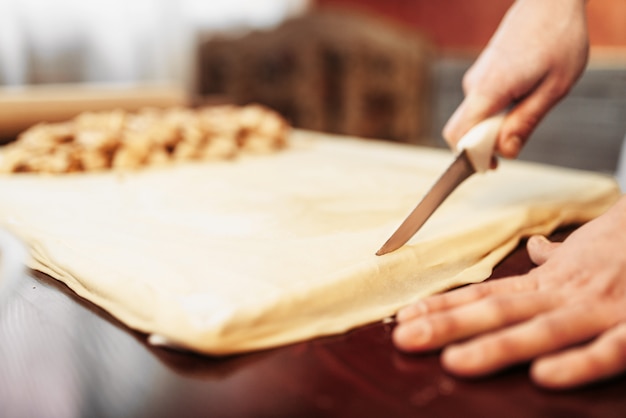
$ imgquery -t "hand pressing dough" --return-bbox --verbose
[0,131,620,355]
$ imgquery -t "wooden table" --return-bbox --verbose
[1,227,625,418]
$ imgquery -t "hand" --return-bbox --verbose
[443,0,589,159]
[393,195,626,390]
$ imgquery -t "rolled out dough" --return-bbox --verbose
[0,131,620,355]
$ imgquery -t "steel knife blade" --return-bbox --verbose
[375,150,474,255]
[375,113,506,256]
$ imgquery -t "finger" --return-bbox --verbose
[441,303,616,377]
[396,274,539,322]
[442,92,509,149]
[496,75,570,159]
[393,292,560,352]
[527,235,562,266]
[531,321,626,390]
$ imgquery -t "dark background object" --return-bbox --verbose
[197,10,435,145]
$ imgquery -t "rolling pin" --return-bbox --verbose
[0,82,188,140]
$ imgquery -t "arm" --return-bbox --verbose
[443,0,589,159]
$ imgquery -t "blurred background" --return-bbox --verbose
[0,0,624,173]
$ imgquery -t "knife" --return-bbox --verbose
[375,113,506,256]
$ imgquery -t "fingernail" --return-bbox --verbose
[396,301,428,322]
[443,345,482,371]
[531,235,550,243]
[531,360,569,388]
[527,235,551,253]
[395,321,433,347]
[502,135,522,158]
[528,235,550,247]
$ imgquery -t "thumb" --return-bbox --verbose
[527,235,561,266]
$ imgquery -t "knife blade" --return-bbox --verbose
[375,113,506,256]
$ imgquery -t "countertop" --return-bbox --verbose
[1,227,625,418]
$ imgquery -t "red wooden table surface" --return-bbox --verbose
[1,226,624,418]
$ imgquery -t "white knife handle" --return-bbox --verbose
[456,112,506,173]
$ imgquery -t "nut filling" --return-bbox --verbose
[0,104,289,174]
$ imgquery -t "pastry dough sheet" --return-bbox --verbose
[0,131,620,355]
